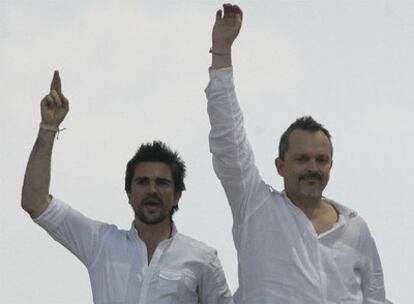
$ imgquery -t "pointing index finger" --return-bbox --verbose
[50,70,62,95]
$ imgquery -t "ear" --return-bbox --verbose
[174,191,182,205]
[126,191,132,205]
[275,157,285,177]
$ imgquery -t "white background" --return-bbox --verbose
[1,1,412,303]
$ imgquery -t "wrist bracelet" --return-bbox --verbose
[209,48,230,56]
[39,123,66,139]
[39,123,59,132]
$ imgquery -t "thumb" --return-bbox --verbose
[215,9,222,22]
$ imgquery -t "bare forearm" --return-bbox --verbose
[22,70,69,218]
[211,46,232,69]
[21,128,57,218]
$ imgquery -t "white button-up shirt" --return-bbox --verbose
[206,67,386,304]
[34,198,233,304]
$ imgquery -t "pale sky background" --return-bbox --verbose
[1,0,413,303]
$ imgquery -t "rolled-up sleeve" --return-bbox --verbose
[34,198,112,267]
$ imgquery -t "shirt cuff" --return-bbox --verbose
[33,197,69,232]
[207,67,234,90]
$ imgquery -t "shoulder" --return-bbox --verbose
[100,224,131,242]
[328,198,375,240]
[174,233,218,259]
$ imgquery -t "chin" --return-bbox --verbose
[300,189,322,200]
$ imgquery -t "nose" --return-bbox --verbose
[306,159,318,172]
[147,180,158,193]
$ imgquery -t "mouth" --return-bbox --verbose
[302,177,321,181]
[303,179,320,186]
[142,197,163,208]
[144,202,161,207]
[142,202,162,215]
[299,177,322,186]
[299,173,322,182]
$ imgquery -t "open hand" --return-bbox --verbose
[40,71,69,127]
[212,4,243,53]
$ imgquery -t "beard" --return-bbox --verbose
[135,208,169,225]
[133,196,170,225]
[298,186,323,200]
[298,171,327,198]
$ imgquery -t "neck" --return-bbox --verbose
[286,192,324,218]
[134,219,172,249]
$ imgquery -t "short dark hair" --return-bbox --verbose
[125,141,186,216]
[278,116,333,159]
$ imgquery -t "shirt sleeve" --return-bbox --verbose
[33,197,113,267]
[205,67,270,225]
[360,225,386,304]
[198,252,234,304]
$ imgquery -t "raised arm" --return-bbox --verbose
[21,71,69,218]
[206,5,269,225]
[211,4,242,69]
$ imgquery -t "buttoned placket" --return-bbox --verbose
[285,197,348,304]
[317,214,347,303]
[302,215,327,304]
[136,235,174,304]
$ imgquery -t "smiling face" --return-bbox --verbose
[127,161,181,225]
[275,129,333,204]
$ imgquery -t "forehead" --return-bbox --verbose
[133,161,172,179]
[287,129,332,155]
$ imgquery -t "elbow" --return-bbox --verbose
[21,196,36,217]
[21,190,49,218]
[21,189,30,212]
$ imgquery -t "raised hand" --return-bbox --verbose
[212,4,243,53]
[40,71,69,127]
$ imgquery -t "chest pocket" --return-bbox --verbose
[157,270,198,304]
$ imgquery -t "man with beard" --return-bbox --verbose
[205,4,387,303]
[21,71,233,304]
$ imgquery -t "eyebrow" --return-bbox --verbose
[292,153,331,158]
[134,176,172,183]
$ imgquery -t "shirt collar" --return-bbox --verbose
[281,190,358,219]
[127,222,178,242]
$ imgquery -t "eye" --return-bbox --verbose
[317,156,330,164]
[295,155,308,162]
[135,178,149,185]
[156,178,171,187]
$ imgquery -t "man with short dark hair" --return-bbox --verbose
[22,71,233,304]
[205,4,387,303]
[124,141,186,223]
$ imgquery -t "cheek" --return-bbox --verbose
[168,191,178,202]
[322,165,332,175]
[129,189,144,201]
[286,166,302,177]
[284,173,298,184]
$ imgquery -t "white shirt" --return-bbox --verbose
[34,198,233,304]
[206,67,386,304]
